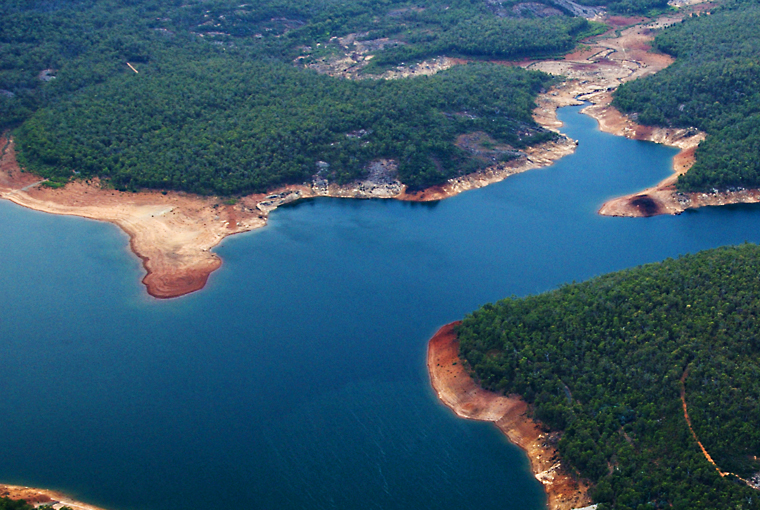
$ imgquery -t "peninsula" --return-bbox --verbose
[443,244,760,509]
[0,484,106,510]
[0,131,574,298]
[3,0,599,298]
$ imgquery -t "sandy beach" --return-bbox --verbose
[427,322,592,510]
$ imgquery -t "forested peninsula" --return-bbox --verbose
[586,0,760,217]
[452,243,760,509]
[0,0,608,299]
[596,0,760,218]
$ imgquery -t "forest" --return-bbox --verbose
[1,0,649,195]
[458,243,760,509]
[15,62,556,194]
[613,0,760,192]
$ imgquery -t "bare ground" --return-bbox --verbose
[530,2,753,218]
[0,6,731,509]
[525,9,709,219]
[0,127,573,298]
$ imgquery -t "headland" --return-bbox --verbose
[0,131,574,299]
[427,322,593,510]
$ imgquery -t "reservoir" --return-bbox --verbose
[2,105,760,510]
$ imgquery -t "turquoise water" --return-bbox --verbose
[2,105,760,510]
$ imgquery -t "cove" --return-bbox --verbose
[3,104,760,510]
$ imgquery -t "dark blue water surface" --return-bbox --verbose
[2,105,760,510]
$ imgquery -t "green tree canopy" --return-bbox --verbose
[459,243,760,509]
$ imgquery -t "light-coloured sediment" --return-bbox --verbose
[519,9,726,218]
[427,322,593,510]
[0,483,106,510]
[0,136,265,298]
[531,3,757,218]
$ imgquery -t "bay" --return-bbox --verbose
[1,105,759,510]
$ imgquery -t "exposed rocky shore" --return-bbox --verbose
[0,484,106,510]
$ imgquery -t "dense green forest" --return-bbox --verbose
[0,0,647,195]
[458,243,760,509]
[613,0,760,192]
[0,499,30,510]
[15,62,556,193]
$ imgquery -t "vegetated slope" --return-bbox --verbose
[613,0,760,193]
[15,62,555,194]
[0,500,30,510]
[458,244,760,509]
[1,0,601,195]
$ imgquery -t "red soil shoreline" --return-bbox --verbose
[0,484,106,510]
[0,4,742,299]
[427,322,593,510]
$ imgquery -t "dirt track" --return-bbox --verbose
[680,368,759,489]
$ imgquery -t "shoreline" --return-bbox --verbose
[0,484,106,510]
[427,322,593,510]
[0,131,575,299]
[543,4,760,217]
[521,10,719,219]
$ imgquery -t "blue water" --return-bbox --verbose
[2,105,760,510]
